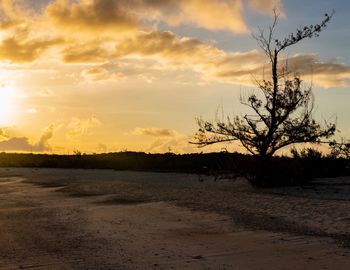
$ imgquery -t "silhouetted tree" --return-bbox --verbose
[290,147,323,159]
[192,11,336,158]
[329,138,350,159]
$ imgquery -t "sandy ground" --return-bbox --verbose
[0,168,349,269]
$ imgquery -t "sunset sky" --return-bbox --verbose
[0,0,349,154]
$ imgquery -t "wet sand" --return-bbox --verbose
[0,168,349,269]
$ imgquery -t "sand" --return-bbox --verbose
[0,168,349,269]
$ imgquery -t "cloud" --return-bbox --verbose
[58,28,347,88]
[0,0,349,88]
[131,127,203,153]
[0,0,28,22]
[45,0,139,34]
[133,127,176,137]
[42,0,287,35]
[0,34,62,63]
[0,124,55,152]
[115,30,350,87]
[61,42,110,64]
[0,1,62,63]
[67,116,102,138]
[44,0,249,34]
[216,53,350,87]
[280,54,350,88]
[112,32,242,84]
[248,0,284,16]
[36,124,54,151]
[81,66,125,82]
[114,30,264,80]
[139,0,248,33]
[132,127,203,153]
[144,134,197,153]
[0,19,19,30]
[115,30,211,58]
[0,137,35,151]
[216,53,350,88]
[0,127,10,139]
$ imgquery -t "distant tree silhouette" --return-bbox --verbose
[329,138,350,159]
[290,147,323,159]
[192,11,336,158]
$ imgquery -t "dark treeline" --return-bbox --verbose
[0,151,349,186]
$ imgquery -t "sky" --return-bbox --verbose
[0,0,349,154]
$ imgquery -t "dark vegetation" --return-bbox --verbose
[0,151,348,187]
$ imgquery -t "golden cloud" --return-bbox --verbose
[0,1,63,63]
[36,124,55,151]
[114,30,265,84]
[139,0,248,33]
[0,0,36,30]
[81,66,125,81]
[58,27,350,88]
[61,42,109,63]
[144,134,198,153]
[0,19,19,29]
[0,36,62,63]
[0,127,11,139]
[0,124,55,152]
[115,30,258,67]
[133,127,176,137]
[0,0,348,88]
[0,0,25,20]
[45,0,139,34]
[67,116,102,138]
[114,30,350,87]
[44,0,253,34]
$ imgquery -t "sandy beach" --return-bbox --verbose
[0,168,349,269]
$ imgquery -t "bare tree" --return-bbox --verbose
[191,11,336,158]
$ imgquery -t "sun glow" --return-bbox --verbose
[0,84,19,126]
